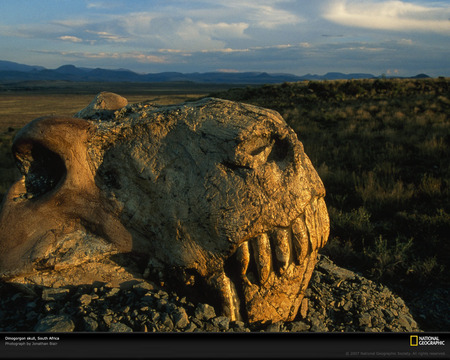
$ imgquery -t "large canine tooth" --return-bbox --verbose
[317,198,330,249]
[304,202,319,252]
[207,272,241,322]
[251,233,272,285]
[235,241,251,285]
[291,215,309,264]
[272,228,290,274]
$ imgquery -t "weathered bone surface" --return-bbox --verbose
[0,94,329,323]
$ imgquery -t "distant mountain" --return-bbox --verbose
[0,60,429,84]
[0,60,45,72]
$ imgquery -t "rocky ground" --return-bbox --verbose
[0,256,420,333]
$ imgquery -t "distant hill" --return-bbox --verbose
[0,60,45,72]
[0,60,429,84]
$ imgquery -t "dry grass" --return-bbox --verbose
[0,93,203,133]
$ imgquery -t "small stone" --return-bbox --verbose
[194,303,216,321]
[211,316,230,331]
[79,294,92,306]
[105,288,120,297]
[34,315,75,332]
[44,302,56,313]
[157,298,168,311]
[398,314,414,331]
[42,288,70,301]
[160,313,174,331]
[164,303,178,314]
[231,321,246,331]
[132,282,155,292]
[299,298,309,318]
[184,322,197,332]
[109,322,133,332]
[286,321,310,332]
[83,317,98,331]
[151,311,160,322]
[343,301,353,311]
[103,315,113,326]
[359,313,372,328]
[172,308,190,329]
[265,321,282,332]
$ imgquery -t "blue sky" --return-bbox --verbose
[0,0,449,76]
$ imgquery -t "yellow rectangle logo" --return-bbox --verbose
[410,335,418,346]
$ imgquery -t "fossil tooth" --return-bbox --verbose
[304,202,319,252]
[291,215,309,264]
[235,241,251,285]
[272,228,290,274]
[207,271,241,322]
[251,233,272,285]
[317,198,330,249]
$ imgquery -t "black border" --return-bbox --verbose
[1,332,449,359]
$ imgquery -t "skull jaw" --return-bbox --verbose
[3,257,141,289]
[240,252,318,323]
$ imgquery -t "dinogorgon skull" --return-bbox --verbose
[0,94,329,323]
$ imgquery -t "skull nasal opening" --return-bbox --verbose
[13,141,66,199]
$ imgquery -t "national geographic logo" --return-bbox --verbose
[410,335,446,346]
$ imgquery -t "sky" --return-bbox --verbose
[0,0,449,77]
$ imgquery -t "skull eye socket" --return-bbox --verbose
[231,134,293,170]
[13,141,66,199]
[267,136,291,171]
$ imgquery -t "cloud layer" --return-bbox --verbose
[0,0,448,76]
[324,0,450,34]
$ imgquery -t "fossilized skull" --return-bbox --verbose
[0,93,329,323]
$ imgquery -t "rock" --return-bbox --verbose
[0,95,329,324]
[0,256,422,333]
[304,255,420,332]
[299,298,308,319]
[359,313,372,327]
[265,321,283,332]
[211,316,230,331]
[34,315,75,332]
[172,308,189,329]
[74,92,128,119]
[397,314,416,332]
[83,317,98,331]
[286,321,310,332]
[184,322,197,332]
[109,322,133,332]
[103,315,113,326]
[42,288,69,301]
[160,313,174,331]
[195,303,216,321]
[79,294,92,306]
[132,282,155,292]
[105,288,120,297]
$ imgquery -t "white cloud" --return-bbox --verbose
[85,30,128,43]
[324,0,450,34]
[212,0,303,29]
[58,35,83,43]
[33,49,168,64]
[86,1,120,10]
[398,38,413,45]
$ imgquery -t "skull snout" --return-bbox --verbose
[0,116,132,279]
[13,140,66,200]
